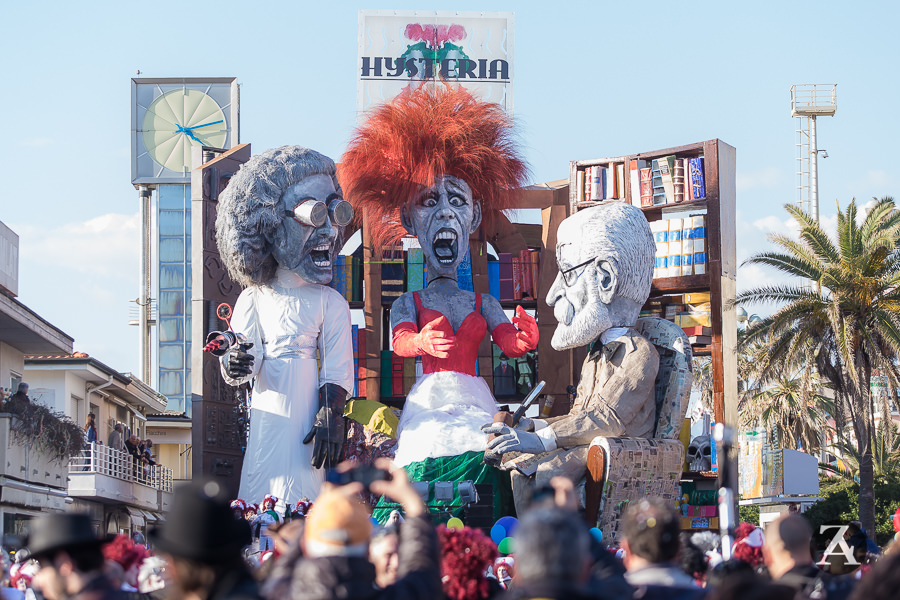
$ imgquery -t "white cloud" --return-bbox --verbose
[13,212,140,278]
[10,213,141,374]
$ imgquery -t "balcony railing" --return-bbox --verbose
[69,443,173,493]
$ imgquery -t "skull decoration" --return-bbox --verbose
[687,435,712,471]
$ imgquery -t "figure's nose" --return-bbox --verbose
[317,216,337,239]
[546,272,565,307]
[436,195,454,219]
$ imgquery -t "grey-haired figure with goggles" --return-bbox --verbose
[214,145,356,506]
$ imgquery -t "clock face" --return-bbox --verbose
[142,89,228,174]
[132,78,237,184]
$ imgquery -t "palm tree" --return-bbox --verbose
[735,197,900,537]
[739,372,831,454]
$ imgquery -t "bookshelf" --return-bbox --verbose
[568,139,737,429]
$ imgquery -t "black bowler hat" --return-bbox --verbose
[26,513,105,560]
[149,478,251,563]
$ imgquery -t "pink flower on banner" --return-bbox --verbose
[404,23,466,48]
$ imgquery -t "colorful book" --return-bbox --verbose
[589,166,601,201]
[690,157,706,200]
[529,250,540,298]
[584,167,592,202]
[381,245,405,304]
[673,158,685,203]
[657,155,676,203]
[683,291,711,304]
[640,167,653,207]
[351,254,362,301]
[407,247,425,292]
[576,170,585,205]
[616,163,625,200]
[403,357,416,394]
[519,249,533,299]
[351,325,359,396]
[358,329,367,398]
[488,259,500,298]
[380,350,392,398]
[457,248,473,292]
[606,165,616,200]
[512,254,523,300]
[391,353,403,397]
[682,325,712,336]
[630,160,648,207]
[498,253,514,300]
[684,159,694,201]
[650,160,667,206]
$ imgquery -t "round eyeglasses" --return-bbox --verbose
[287,198,354,228]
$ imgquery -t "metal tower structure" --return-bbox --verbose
[791,84,837,222]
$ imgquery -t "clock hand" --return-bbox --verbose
[174,124,204,144]
[184,119,224,131]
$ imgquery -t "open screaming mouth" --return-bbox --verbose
[309,243,332,268]
[432,228,458,265]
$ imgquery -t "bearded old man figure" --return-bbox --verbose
[341,86,538,469]
[214,146,355,505]
[482,203,659,510]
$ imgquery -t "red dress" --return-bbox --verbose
[412,291,485,377]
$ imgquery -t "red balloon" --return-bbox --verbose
[893,507,900,533]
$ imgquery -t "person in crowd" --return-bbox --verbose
[680,532,712,586]
[731,523,766,573]
[763,513,856,599]
[250,495,281,555]
[287,458,441,600]
[438,525,499,600]
[136,556,166,597]
[28,512,127,600]
[620,498,706,600]
[108,423,125,453]
[6,383,30,412]
[503,507,596,600]
[848,548,900,600]
[368,526,400,589]
[494,557,514,591]
[123,435,143,479]
[102,535,147,592]
[83,413,98,445]
[142,440,156,466]
[149,477,262,600]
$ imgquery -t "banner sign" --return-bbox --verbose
[357,10,514,115]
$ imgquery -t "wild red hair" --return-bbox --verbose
[340,85,529,250]
[438,525,498,600]
[731,522,765,568]
[102,534,148,571]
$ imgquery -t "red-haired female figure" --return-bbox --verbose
[342,86,537,466]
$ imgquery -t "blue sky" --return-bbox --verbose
[2,1,898,377]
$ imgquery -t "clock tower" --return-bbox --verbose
[130,78,239,418]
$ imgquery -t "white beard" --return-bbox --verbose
[551,297,612,351]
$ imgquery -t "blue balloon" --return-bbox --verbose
[589,527,603,543]
[497,516,518,537]
[490,523,506,545]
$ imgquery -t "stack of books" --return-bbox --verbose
[329,250,364,302]
[649,216,707,279]
[633,156,706,207]
[639,291,713,343]
[488,250,541,301]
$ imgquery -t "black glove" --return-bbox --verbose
[224,343,254,379]
[302,383,347,469]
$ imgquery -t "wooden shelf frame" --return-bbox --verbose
[568,139,737,426]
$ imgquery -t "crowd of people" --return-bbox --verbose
[3,461,899,600]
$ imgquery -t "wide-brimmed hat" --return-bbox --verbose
[149,479,250,563]
[26,513,105,560]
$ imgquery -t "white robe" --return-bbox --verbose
[222,267,354,504]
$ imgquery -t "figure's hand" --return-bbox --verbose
[303,406,344,468]
[512,306,538,351]
[302,384,347,469]
[480,417,534,434]
[485,425,546,454]
[225,343,254,379]
[417,318,455,358]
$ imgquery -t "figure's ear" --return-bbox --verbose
[400,203,416,236]
[470,200,483,233]
[595,258,618,305]
[263,220,283,249]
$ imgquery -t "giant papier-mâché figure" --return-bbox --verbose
[215,145,355,504]
[341,86,538,467]
[482,202,659,510]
